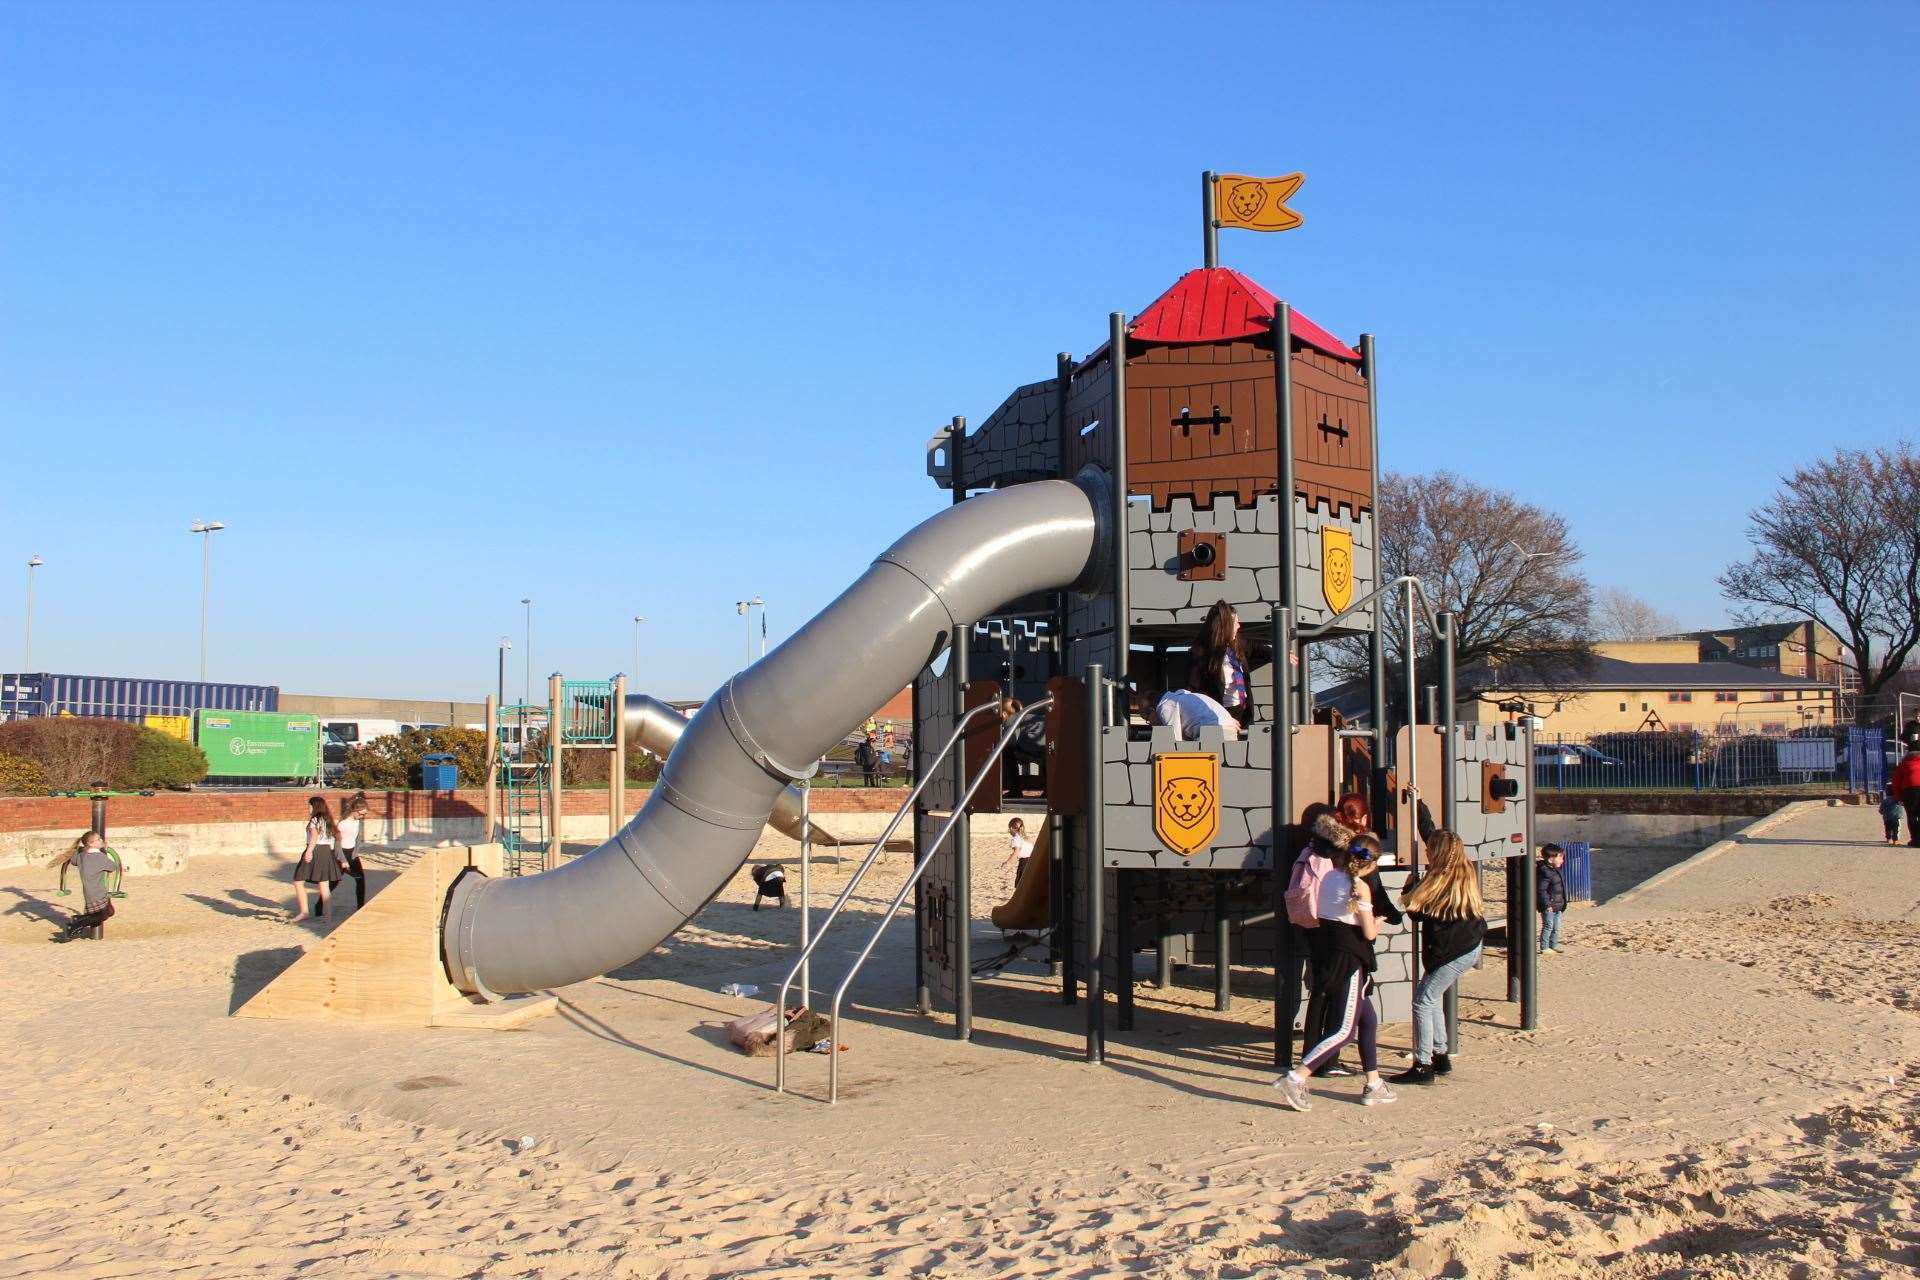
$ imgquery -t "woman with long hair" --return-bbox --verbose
[291,796,346,923]
[1187,602,1272,729]
[1391,829,1487,1084]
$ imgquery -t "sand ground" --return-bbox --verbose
[1,805,1915,1277]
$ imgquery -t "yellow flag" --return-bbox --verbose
[1212,172,1305,232]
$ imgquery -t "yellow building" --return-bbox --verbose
[1464,647,1836,736]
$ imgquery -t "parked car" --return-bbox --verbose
[1534,743,1624,768]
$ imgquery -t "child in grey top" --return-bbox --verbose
[60,830,119,940]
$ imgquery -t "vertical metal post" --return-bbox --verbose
[1201,170,1219,268]
[1361,334,1389,828]
[1405,582,1419,802]
[1519,723,1540,1031]
[1116,869,1135,1030]
[1271,303,1300,1071]
[1274,305,1297,616]
[610,674,626,839]
[912,675,929,1015]
[23,557,39,672]
[1155,919,1172,989]
[198,530,212,680]
[1085,662,1106,1063]
[800,782,812,1010]
[1214,875,1232,1012]
[1057,814,1075,1004]
[1439,612,1459,1052]
[953,618,972,1042]
[483,694,498,845]
[91,791,107,841]
[1270,605,1296,1069]
[1506,855,1521,1002]
[496,642,508,709]
[547,673,564,871]
[1052,350,1075,995]
[1110,313,1131,684]
[1439,613,1458,833]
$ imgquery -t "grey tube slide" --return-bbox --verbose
[622,694,842,846]
[443,473,1108,997]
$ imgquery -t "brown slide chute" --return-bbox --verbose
[989,814,1052,931]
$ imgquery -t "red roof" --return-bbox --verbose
[1129,268,1359,360]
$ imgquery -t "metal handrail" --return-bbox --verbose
[822,697,1053,1103]
[774,698,1002,1092]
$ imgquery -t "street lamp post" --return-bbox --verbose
[188,521,226,680]
[735,597,765,666]
[521,598,533,705]
[632,615,645,689]
[498,637,511,707]
[24,556,43,671]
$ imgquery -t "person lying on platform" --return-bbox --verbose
[57,829,120,941]
[1152,688,1242,740]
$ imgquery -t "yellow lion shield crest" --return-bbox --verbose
[1153,752,1220,858]
[1322,526,1354,614]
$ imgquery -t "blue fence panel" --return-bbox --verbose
[1560,840,1593,903]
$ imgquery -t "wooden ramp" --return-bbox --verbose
[235,843,556,1030]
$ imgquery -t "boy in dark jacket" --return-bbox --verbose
[1537,844,1568,954]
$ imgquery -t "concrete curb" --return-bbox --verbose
[1601,800,1826,911]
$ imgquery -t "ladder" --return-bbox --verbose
[775,697,1053,1102]
[495,704,550,876]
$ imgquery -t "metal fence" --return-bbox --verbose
[1532,727,1890,793]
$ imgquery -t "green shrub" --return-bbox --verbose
[127,728,208,789]
[339,726,489,790]
[0,751,50,795]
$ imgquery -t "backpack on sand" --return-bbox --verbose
[1285,848,1334,929]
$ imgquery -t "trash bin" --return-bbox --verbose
[420,753,458,791]
[1561,840,1593,903]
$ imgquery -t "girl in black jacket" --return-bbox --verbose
[1275,835,1396,1111]
[1390,829,1487,1084]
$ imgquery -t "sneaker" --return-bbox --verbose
[1273,1073,1313,1112]
[1316,1062,1358,1078]
[1387,1063,1435,1085]
[1431,1052,1453,1076]
[1362,1081,1397,1106]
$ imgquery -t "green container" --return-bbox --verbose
[196,709,321,779]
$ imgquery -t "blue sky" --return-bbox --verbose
[3,3,1915,702]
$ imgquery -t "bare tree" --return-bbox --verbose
[1325,471,1593,709]
[1719,444,1920,724]
[1594,587,1681,641]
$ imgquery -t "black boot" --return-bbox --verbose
[1431,1052,1453,1076]
[1388,1062,1435,1085]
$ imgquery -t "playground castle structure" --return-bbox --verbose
[879,266,1542,1079]
[237,185,1544,1096]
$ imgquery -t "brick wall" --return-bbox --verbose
[0,785,910,835]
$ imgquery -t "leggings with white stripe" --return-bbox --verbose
[1300,971,1378,1075]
